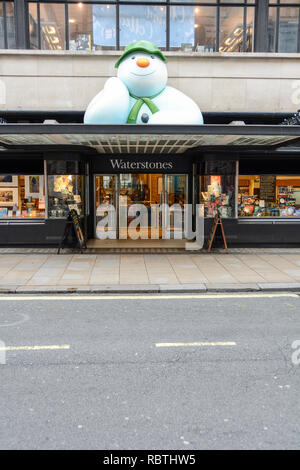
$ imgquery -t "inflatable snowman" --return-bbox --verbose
[84,40,203,125]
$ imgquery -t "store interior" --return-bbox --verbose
[238,175,300,217]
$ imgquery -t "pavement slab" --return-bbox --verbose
[1,251,300,293]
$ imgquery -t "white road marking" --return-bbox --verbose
[156,341,237,348]
[0,344,70,351]
[0,293,297,301]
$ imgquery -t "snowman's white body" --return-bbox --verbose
[84,51,203,125]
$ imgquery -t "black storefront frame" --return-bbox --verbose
[1,144,300,247]
[0,150,90,246]
[89,153,194,240]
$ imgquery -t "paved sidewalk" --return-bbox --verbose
[1,249,300,293]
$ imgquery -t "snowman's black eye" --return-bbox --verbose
[131,56,135,59]
[151,55,155,59]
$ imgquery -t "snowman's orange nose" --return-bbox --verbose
[136,58,150,68]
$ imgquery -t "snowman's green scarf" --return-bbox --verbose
[127,89,164,124]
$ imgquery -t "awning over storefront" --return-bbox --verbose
[0,124,300,154]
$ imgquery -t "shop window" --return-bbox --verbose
[47,175,84,218]
[69,3,116,51]
[0,175,45,218]
[238,176,300,217]
[200,175,236,218]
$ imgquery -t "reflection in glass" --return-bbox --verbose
[194,7,216,52]
[95,175,116,237]
[39,3,65,50]
[0,2,15,48]
[70,4,116,51]
[219,7,245,52]
[120,5,166,49]
[268,7,276,52]
[170,6,195,51]
[200,175,236,218]
[29,2,38,49]
[0,3,4,49]
[278,7,299,52]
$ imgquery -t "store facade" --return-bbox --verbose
[1,123,300,248]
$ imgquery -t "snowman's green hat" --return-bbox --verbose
[115,41,167,68]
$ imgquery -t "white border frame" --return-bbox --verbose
[25,175,44,199]
[0,175,18,187]
[0,187,18,207]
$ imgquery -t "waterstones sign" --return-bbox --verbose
[110,159,173,171]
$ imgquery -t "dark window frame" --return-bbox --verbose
[24,0,257,52]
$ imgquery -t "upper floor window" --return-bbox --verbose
[27,0,256,52]
[0,1,15,49]
[268,0,300,52]
[0,1,298,53]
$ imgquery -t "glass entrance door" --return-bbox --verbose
[95,175,117,238]
[164,175,188,237]
[94,174,188,240]
[119,174,158,239]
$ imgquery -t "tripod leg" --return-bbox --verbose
[208,221,218,252]
[220,220,228,253]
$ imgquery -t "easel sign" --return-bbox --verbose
[58,207,86,254]
[207,214,228,253]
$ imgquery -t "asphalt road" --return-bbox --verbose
[0,292,300,450]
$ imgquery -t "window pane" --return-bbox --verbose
[69,3,116,51]
[246,4,254,52]
[6,1,14,48]
[200,175,236,218]
[29,2,38,49]
[170,6,196,51]
[48,175,84,218]
[40,3,65,50]
[238,176,300,217]
[171,0,216,3]
[278,7,299,52]
[0,3,4,48]
[120,6,166,49]
[268,7,276,51]
[219,7,244,52]
[0,175,45,219]
[194,7,216,52]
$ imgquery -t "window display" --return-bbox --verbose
[238,175,300,217]
[48,175,84,218]
[0,175,45,218]
[200,175,236,218]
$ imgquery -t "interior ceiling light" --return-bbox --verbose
[78,2,83,7]
[195,7,199,13]
[69,19,76,24]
